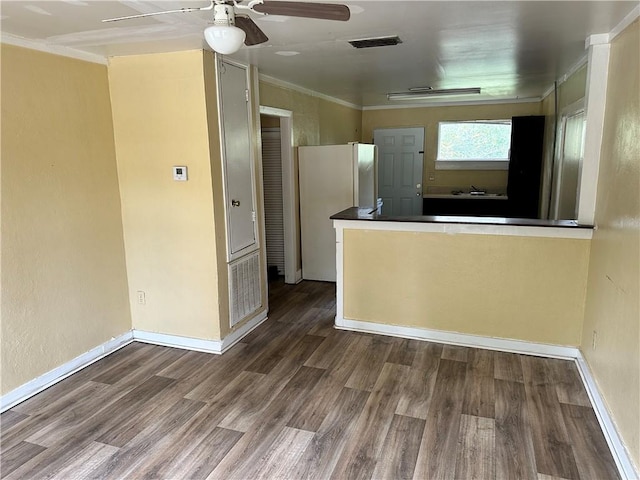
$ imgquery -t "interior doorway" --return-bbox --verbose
[259,106,298,284]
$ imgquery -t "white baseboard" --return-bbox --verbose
[575,352,639,480]
[0,331,133,413]
[0,310,269,414]
[222,308,268,352]
[133,309,268,355]
[335,316,637,480]
[133,330,224,354]
[335,317,579,359]
[295,269,303,284]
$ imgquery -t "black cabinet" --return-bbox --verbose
[422,197,509,217]
[507,116,545,218]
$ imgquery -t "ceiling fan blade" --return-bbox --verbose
[235,16,269,46]
[102,0,214,23]
[253,1,350,21]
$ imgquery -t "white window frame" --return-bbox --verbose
[435,120,512,171]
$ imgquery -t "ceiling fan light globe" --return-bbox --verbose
[204,25,246,54]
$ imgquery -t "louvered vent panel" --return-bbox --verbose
[229,251,262,327]
[261,128,285,274]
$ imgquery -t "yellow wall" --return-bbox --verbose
[343,229,590,346]
[258,80,362,146]
[581,20,640,469]
[362,102,542,192]
[1,45,131,394]
[559,64,588,109]
[108,51,222,340]
[318,98,362,144]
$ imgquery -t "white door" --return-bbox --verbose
[374,128,424,216]
[550,110,585,220]
[218,60,257,259]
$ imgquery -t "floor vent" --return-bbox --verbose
[348,36,402,49]
[229,251,262,328]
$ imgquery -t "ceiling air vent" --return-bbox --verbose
[348,36,402,49]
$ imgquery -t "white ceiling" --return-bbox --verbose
[1,1,637,106]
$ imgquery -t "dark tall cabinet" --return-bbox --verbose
[507,116,545,218]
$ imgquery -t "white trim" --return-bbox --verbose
[259,106,297,285]
[221,309,268,351]
[335,225,345,328]
[435,160,509,171]
[586,33,611,48]
[1,33,107,65]
[133,309,268,355]
[0,332,133,412]
[609,5,640,42]
[575,352,639,480]
[133,330,223,354]
[579,42,610,225]
[294,268,303,284]
[332,317,638,479]
[363,97,542,111]
[333,219,593,240]
[259,74,362,110]
[335,317,579,360]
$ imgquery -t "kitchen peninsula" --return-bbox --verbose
[330,206,593,356]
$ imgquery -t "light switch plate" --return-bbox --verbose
[173,166,188,181]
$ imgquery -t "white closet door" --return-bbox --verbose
[218,60,257,259]
[261,128,285,275]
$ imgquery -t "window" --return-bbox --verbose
[436,120,512,170]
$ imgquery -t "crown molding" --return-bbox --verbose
[258,74,362,110]
[609,4,640,42]
[1,33,107,65]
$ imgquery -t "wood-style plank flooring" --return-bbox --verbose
[1,280,619,479]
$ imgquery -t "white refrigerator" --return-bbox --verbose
[298,143,377,282]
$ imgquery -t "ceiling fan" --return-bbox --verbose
[103,0,351,55]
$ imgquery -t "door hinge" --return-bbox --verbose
[245,89,249,102]
[251,210,256,222]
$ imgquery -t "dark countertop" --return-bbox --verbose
[330,207,592,229]
[423,193,508,200]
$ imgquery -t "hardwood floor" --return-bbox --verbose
[0,280,619,479]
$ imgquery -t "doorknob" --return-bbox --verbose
[231,199,241,207]
[416,183,422,189]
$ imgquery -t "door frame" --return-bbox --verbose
[550,99,585,220]
[259,106,299,284]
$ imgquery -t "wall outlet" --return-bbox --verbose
[137,291,146,305]
[592,330,597,350]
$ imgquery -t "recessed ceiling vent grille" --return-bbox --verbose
[348,36,402,49]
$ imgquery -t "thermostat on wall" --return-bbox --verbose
[173,166,188,181]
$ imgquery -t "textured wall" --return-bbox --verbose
[343,229,590,346]
[1,45,131,394]
[581,19,640,470]
[259,80,362,147]
[108,51,221,340]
